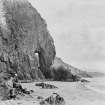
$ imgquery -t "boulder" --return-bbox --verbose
[80,79,89,83]
[40,93,65,105]
[35,83,58,89]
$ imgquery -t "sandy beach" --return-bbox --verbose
[0,77,105,105]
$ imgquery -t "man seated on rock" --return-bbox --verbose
[11,73,29,95]
[13,73,34,95]
[5,76,16,99]
[12,73,21,90]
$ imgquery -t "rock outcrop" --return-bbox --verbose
[40,93,65,105]
[0,0,56,80]
[50,57,92,81]
[35,82,58,89]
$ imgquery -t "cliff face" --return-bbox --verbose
[0,0,56,80]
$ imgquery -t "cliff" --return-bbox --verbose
[0,0,56,80]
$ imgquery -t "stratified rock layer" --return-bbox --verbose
[0,0,56,80]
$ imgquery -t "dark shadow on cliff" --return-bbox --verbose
[50,66,80,81]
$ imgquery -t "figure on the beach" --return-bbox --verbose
[2,73,17,100]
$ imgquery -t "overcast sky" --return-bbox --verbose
[29,0,105,72]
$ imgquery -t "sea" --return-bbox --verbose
[85,76,105,94]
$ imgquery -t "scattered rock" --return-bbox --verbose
[30,90,34,93]
[40,93,65,105]
[81,79,89,83]
[35,83,58,89]
[36,83,44,87]
[37,96,44,100]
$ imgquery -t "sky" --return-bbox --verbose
[29,0,105,73]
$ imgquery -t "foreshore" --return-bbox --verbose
[0,80,105,105]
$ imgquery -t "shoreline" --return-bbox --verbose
[0,78,105,105]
